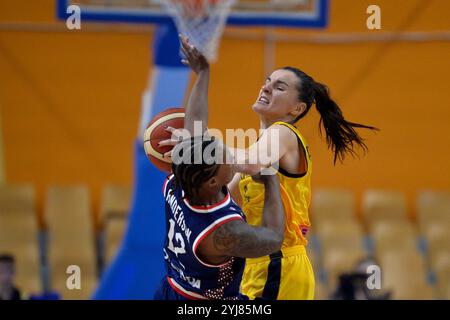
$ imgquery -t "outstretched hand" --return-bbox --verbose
[179,34,209,74]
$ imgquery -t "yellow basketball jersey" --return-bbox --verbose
[238,121,312,248]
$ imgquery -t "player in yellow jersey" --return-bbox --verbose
[226,67,378,300]
[161,39,378,300]
[232,121,314,300]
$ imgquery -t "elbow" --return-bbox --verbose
[273,234,284,251]
[267,233,283,254]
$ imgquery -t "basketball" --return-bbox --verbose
[143,107,185,173]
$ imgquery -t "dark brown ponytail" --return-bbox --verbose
[283,66,379,164]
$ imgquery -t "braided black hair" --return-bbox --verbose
[171,136,223,202]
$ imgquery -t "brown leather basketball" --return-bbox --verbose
[143,107,185,173]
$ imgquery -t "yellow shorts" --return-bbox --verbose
[241,245,315,300]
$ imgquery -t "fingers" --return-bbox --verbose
[180,34,195,53]
[179,34,189,46]
[158,138,178,147]
[180,35,193,55]
[165,126,186,139]
[165,126,176,133]
[179,34,210,72]
[179,34,202,61]
[159,127,181,147]
[180,39,190,56]
[181,43,196,63]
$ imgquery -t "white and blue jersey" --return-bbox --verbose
[158,174,247,300]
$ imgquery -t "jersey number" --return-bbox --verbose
[167,219,186,256]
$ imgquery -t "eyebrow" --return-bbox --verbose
[265,77,289,87]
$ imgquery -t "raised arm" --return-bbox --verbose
[199,174,285,262]
[164,38,298,175]
[179,35,210,135]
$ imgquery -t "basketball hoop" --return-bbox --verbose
[154,0,236,62]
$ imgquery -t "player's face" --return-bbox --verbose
[253,69,303,122]
[202,164,233,197]
[210,164,234,189]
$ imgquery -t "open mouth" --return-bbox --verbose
[258,96,270,105]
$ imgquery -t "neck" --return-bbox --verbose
[189,187,226,206]
[260,115,295,129]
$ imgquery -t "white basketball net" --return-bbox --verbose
[155,0,236,62]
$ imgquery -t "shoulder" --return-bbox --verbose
[206,218,248,253]
[269,122,300,136]
[194,215,246,262]
[267,123,300,149]
[196,211,245,243]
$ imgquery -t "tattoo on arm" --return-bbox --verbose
[213,220,282,259]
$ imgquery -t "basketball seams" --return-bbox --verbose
[143,112,185,142]
[143,108,185,171]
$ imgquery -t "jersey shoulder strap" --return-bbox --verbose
[271,121,312,177]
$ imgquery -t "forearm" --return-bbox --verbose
[261,177,285,240]
[185,68,210,135]
[213,221,284,258]
[227,125,292,174]
[228,227,284,258]
[229,147,267,175]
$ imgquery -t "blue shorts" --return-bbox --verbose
[153,277,249,300]
[154,277,187,300]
